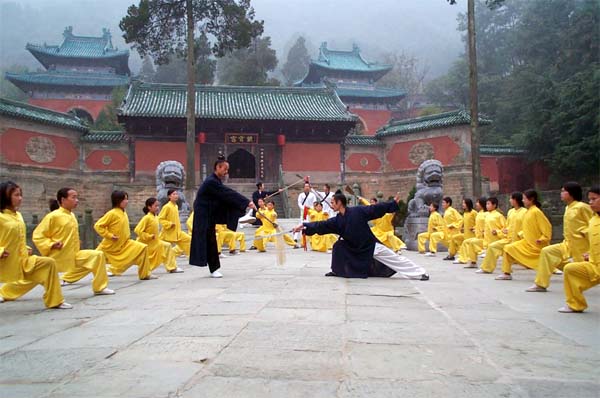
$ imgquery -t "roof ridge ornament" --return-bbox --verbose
[63,26,73,39]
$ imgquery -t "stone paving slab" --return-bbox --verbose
[1,221,599,398]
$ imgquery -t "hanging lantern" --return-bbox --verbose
[197,132,206,144]
[277,134,286,146]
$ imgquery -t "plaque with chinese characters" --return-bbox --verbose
[225,133,258,144]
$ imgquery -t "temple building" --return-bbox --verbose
[118,82,357,186]
[5,26,130,123]
[296,42,406,135]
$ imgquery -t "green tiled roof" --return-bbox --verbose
[5,71,130,88]
[26,27,128,59]
[0,97,88,132]
[376,109,492,137]
[336,86,406,100]
[314,42,391,74]
[480,145,526,155]
[344,135,384,146]
[82,130,127,143]
[119,83,358,122]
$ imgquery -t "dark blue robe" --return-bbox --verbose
[303,200,399,278]
[190,173,250,271]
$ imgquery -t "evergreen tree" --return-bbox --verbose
[217,36,279,86]
[281,36,310,86]
[139,55,155,82]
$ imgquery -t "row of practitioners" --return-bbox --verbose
[417,183,600,313]
[0,183,201,309]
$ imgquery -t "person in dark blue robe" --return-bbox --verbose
[294,192,428,280]
[190,157,255,277]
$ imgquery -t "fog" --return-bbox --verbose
[0,0,466,79]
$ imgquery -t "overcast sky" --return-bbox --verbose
[0,0,466,79]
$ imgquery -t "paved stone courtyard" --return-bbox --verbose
[1,220,599,398]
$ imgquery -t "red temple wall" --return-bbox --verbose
[29,98,110,120]
[282,143,340,171]
[350,108,392,135]
[0,128,78,170]
[135,141,200,174]
[346,152,382,172]
[386,136,461,171]
[85,150,129,171]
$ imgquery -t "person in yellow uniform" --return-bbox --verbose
[0,181,71,309]
[496,189,552,280]
[451,199,477,260]
[363,198,407,253]
[478,192,526,274]
[94,190,154,280]
[309,201,337,252]
[454,197,487,265]
[158,189,192,256]
[33,188,114,296]
[527,182,594,292]
[417,202,445,256]
[430,197,463,260]
[216,223,246,254]
[135,197,183,274]
[464,197,506,268]
[186,211,194,233]
[560,187,600,313]
[254,200,298,252]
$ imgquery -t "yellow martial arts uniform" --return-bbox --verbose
[451,209,477,256]
[563,214,600,311]
[33,207,108,293]
[94,208,151,279]
[417,211,444,253]
[158,201,192,256]
[309,209,337,252]
[534,201,594,288]
[254,209,296,251]
[135,213,177,272]
[186,211,194,233]
[457,210,487,263]
[216,224,246,253]
[429,207,463,256]
[370,213,405,252]
[0,209,64,308]
[501,205,552,274]
[480,207,526,272]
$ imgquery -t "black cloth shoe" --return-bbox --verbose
[325,271,337,277]
[420,273,430,281]
[249,246,257,250]
[443,255,455,261]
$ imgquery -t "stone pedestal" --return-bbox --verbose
[404,216,428,251]
[404,216,447,252]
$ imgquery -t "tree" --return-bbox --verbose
[120,0,263,190]
[376,52,429,97]
[0,65,29,101]
[92,86,128,131]
[153,35,216,85]
[446,0,506,197]
[139,55,156,82]
[281,36,310,86]
[217,36,279,86]
[438,0,599,184]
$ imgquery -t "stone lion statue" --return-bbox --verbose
[407,159,444,218]
[156,160,190,219]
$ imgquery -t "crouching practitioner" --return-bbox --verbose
[559,186,600,313]
[0,181,72,309]
[190,156,256,278]
[293,191,429,280]
[33,188,114,296]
